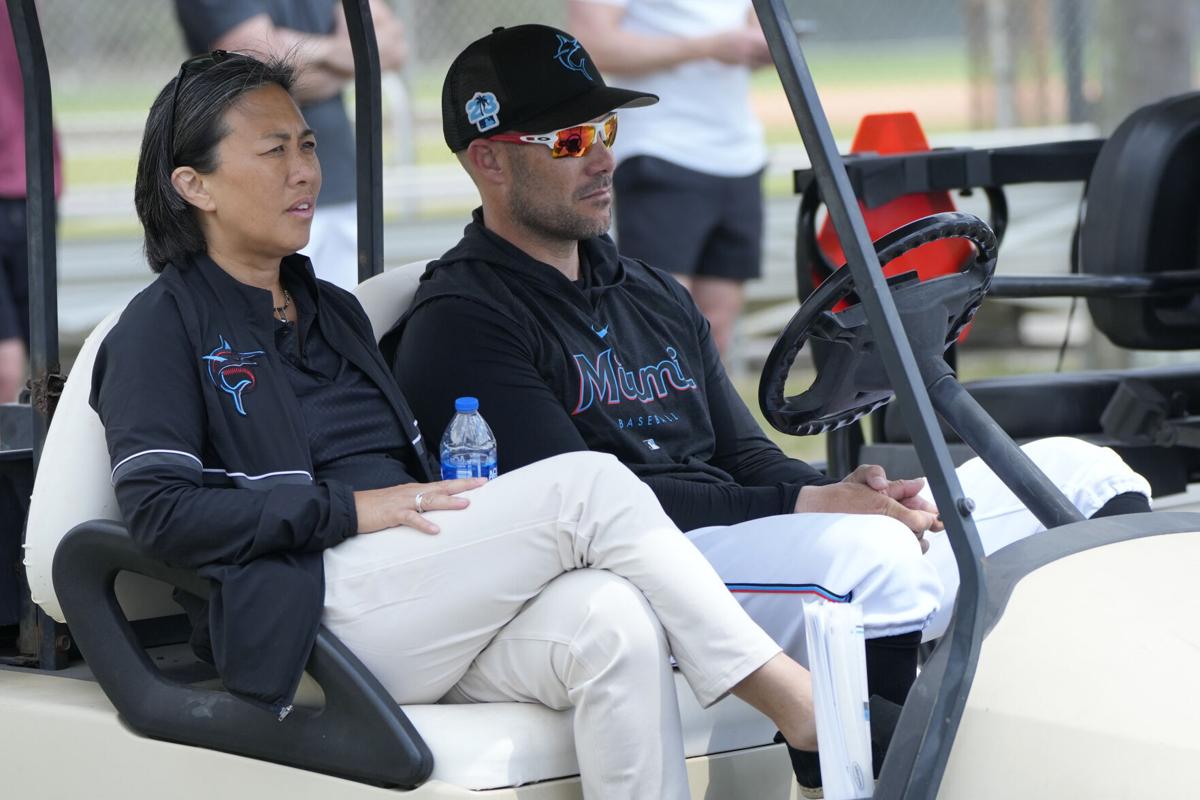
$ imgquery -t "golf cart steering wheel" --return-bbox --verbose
[760,212,998,436]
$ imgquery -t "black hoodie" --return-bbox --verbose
[386,210,833,532]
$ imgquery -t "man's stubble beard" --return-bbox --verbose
[507,154,612,244]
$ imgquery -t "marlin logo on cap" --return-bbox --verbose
[554,34,592,80]
[466,91,500,132]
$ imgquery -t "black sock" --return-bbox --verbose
[776,631,919,789]
[1090,491,1151,519]
[865,631,921,707]
[778,695,906,786]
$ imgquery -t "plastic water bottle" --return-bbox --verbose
[440,396,498,480]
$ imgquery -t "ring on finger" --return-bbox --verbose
[414,491,426,513]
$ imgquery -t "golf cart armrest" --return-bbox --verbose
[51,519,433,789]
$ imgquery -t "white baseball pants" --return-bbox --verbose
[686,437,1152,664]
[321,451,781,800]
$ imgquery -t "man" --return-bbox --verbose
[387,24,1153,792]
[568,0,774,357]
[174,0,407,290]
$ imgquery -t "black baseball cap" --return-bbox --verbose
[442,24,658,152]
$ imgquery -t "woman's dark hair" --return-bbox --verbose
[134,52,296,273]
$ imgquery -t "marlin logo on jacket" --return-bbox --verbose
[572,345,697,414]
[202,335,266,416]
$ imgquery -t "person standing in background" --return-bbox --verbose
[174,0,407,290]
[568,0,773,357]
[0,3,62,403]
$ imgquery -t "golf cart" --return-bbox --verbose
[4,0,1199,798]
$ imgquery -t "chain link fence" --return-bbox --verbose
[31,0,1200,234]
[38,0,182,82]
[35,1,1200,133]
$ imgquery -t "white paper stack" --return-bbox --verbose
[803,600,874,800]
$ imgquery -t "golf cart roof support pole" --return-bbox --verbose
[341,0,385,283]
[7,0,59,467]
[751,1,988,797]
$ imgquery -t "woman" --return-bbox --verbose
[92,51,819,798]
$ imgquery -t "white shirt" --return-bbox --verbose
[587,0,767,177]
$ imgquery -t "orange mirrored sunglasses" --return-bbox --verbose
[488,114,618,158]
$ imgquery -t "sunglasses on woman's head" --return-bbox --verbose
[488,114,618,159]
[165,49,231,168]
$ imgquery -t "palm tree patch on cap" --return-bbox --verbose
[466,91,500,132]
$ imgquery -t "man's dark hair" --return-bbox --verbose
[134,53,295,273]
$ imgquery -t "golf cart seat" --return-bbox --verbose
[20,260,780,795]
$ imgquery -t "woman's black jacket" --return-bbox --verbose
[90,253,437,716]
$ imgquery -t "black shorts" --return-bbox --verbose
[613,155,764,282]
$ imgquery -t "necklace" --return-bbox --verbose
[273,288,292,324]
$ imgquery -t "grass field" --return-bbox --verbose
[51,37,981,243]
[799,40,970,88]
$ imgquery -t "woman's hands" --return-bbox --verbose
[354,477,488,535]
[794,465,942,552]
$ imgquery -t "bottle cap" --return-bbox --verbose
[455,396,479,413]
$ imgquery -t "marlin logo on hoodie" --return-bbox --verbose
[572,345,697,414]
[202,335,266,416]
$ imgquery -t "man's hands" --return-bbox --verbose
[701,27,772,68]
[214,5,408,104]
[568,2,772,75]
[353,477,487,535]
[843,464,940,517]
[326,1,408,75]
[794,465,941,552]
